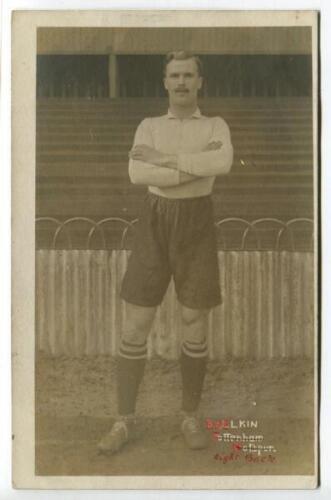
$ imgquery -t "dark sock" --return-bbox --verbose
[117,339,147,416]
[180,339,208,413]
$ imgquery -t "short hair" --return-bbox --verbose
[163,51,203,77]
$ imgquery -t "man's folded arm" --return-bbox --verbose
[128,118,198,187]
[129,159,197,187]
[176,117,233,177]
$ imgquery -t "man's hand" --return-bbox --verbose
[129,145,171,167]
[204,141,223,151]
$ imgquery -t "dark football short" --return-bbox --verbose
[120,192,221,309]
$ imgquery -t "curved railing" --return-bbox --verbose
[36,216,314,251]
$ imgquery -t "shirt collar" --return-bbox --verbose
[166,108,202,119]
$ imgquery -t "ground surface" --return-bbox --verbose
[36,355,315,476]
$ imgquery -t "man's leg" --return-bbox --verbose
[117,302,157,416]
[180,305,210,449]
[98,303,156,453]
[180,305,209,414]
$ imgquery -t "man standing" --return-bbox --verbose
[98,51,233,453]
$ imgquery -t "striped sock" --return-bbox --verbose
[180,339,208,413]
[117,338,148,416]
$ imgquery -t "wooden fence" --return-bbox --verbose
[35,213,315,360]
[35,249,314,359]
[35,216,314,359]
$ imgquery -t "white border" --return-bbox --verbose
[2,0,331,498]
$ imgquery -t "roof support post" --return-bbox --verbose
[108,50,118,98]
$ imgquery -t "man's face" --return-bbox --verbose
[163,58,203,107]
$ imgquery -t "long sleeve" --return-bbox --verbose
[128,118,181,187]
[177,117,233,177]
[129,158,181,187]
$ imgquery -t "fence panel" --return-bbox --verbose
[35,249,314,359]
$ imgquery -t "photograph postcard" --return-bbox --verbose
[11,9,319,489]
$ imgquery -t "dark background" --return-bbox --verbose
[35,29,314,250]
[37,54,311,98]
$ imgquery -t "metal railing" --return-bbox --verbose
[36,216,314,251]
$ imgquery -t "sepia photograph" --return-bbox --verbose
[11,10,318,489]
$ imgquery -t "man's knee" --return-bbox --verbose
[181,306,209,326]
[122,303,157,344]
